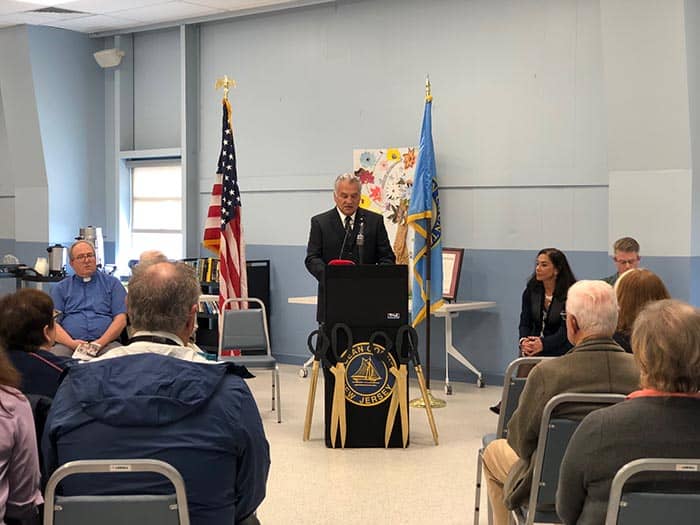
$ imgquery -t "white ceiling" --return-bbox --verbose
[0,0,326,34]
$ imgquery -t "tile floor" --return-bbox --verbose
[247,363,501,525]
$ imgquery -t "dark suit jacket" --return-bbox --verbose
[8,347,74,398]
[519,285,571,356]
[503,338,640,509]
[305,207,395,321]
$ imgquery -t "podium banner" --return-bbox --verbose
[322,265,409,448]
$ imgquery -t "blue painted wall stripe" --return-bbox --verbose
[246,244,699,384]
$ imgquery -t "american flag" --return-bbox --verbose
[203,98,248,311]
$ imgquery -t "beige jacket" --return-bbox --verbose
[503,338,640,509]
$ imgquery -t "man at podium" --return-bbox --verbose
[305,173,395,321]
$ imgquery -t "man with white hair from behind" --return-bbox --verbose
[481,280,640,525]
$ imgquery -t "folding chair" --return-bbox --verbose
[474,357,550,525]
[43,459,189,525]
[605,458,700,525]
[219,297,281,423]
[512,393,626,525]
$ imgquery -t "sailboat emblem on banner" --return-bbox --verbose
[344,342,396,407]
[350,357,381,386]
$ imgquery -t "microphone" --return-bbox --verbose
[357,216,365,265]
[329,216,357,266]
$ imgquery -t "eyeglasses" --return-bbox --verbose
[560,311,567,320]
[613,257,639,266]
[53,310,62,320]
[73,253,96,261]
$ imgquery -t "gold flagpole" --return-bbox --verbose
[213,74,236,333]
[410,75,446,411]
[215,75,236,147]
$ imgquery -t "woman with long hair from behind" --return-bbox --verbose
[613,268,670,352]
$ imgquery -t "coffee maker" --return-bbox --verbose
[76,226,105,269]
[46,244,67,277]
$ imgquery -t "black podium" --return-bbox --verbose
[322,264,409,448]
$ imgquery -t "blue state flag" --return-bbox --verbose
[407,97,443,326]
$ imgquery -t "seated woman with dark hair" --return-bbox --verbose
[518,248,577,358]
[557,299,700,525]
[613,268,670,352]
[491,248,577,413]
[0,347,43,523]
[0,289,74,398]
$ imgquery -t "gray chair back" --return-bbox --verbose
[43,459,189,525]
[518,393,626,525]
[497,357,551,438]
[221,309,267,355]
[475,357,549,525]
[605,458,700,525]
[219,298,272,362]
[218,297,281,422]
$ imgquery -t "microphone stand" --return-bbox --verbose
[338,221,352,260]
[356,217,365,265]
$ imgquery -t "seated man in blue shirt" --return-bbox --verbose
[50,240,127,358]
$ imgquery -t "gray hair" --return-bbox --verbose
[632,299,700,392]
[69,240,95,260]
[334,173,361,194]
[566,280,618,337]
[127,261,200,333]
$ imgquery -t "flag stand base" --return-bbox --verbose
[410,389,447,409]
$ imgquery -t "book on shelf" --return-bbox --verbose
[198,297,220,315]
[181,258,220,283]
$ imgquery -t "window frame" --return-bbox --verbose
[126,157,184,259]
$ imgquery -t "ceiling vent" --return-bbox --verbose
[31,7,87,15]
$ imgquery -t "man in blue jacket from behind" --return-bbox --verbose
[42,261,270,525]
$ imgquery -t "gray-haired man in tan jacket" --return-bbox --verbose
[482,280,640,525]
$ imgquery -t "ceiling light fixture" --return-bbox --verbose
[93,48,125,69]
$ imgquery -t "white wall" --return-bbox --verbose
[0,92,12,242]
[100,0,700,371]
[0,26,49,244]
[133,28,181,150]
[685,0,700,257]
[601,0,696,257]
[0,95,10,196]
[196,0,609,251]
[27,26,106,245]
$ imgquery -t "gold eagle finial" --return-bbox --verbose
[215,75,236,99]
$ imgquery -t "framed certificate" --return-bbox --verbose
[442,248,464,301]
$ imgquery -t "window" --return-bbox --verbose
[130,162,183,259]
